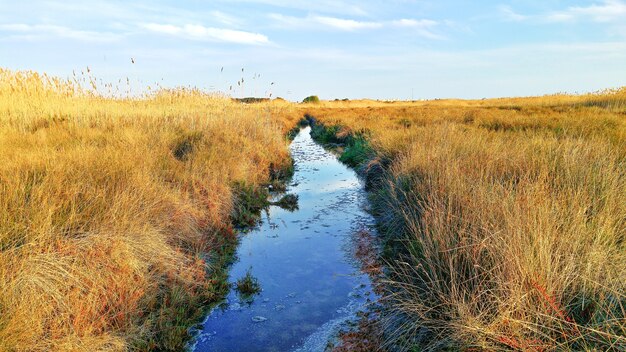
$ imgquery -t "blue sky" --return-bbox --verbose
[1,0,625,100]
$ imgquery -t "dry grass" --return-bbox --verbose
[2,67,625,351]
[303,90,626,350]
[0,68,296,351]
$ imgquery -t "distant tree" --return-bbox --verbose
[302,95,320,104]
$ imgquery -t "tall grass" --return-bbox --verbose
[304,91,626,350]
[0,68,295,351]
[2,67,624,351]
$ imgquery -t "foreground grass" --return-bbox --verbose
[304,91,626,350]
[0,69,296,351]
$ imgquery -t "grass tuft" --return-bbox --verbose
[235,269,262,298]
[271,194,299,212]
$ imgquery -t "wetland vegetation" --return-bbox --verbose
[302,93,626,351]
[1,68,624,351]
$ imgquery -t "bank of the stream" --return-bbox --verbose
[303,98,626,351]
[0,68,302,352]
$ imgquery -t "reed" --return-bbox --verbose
[0,68,295,351]
[304,90,626,350]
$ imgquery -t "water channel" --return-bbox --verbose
[191,126,379,352]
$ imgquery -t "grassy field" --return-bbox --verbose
[303,92,626,350]
[0,69,298,351]
[1,67,625,351]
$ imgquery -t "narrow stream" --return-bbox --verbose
[191,126,378,352]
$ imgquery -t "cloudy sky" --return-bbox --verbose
[1,0,626,100]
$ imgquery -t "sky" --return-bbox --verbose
[1,0,626,101]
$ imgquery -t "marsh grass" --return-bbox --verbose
[0,68,296,351]
[271,194,299,212]
[235,270,262,299]
[303,90,626,350]
[2,67,624,351]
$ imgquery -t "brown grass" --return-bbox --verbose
[2,67,625,351]
[0,68,295,351]
[303,90,626,350]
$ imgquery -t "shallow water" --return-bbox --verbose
[191,127,378,352]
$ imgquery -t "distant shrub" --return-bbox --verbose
[302,95,320,104]
[235,97,270,104]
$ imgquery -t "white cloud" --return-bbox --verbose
[209,11,243,27]
[314,16,382,30]
[544,13,575,23]
[216,0,368,16]
[558,0,626,23]
[269,14,382,31]
[503,0,626,24]
[269,14,443,37]
[140,23,270,45]
[143,23,181,35]
[0,23,121,42]
[391,18,442,39]
[498,5,528,22]
[392,19,437,27]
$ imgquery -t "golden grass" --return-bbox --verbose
[0,68,296,351]
[303,91,626,350]
[2,66,625,351]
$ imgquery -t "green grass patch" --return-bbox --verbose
[271,194,299,211]
[230,182,270,228]
[339,136,374,167]
[235,269,262,299]
[307,116,374,168]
